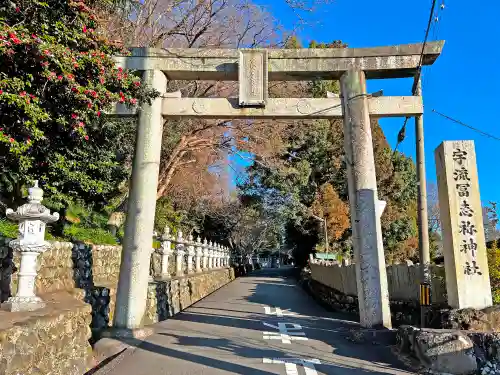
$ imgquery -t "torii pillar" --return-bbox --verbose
[340,69,391,329]
[109,69,167,337]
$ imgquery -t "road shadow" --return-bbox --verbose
[100,268,413,374]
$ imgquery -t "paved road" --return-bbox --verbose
[101,269,414,375]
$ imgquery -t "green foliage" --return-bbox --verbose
[0,0,158,211]
[63,225,117,245]
[487,242,500,304]
[0,219,17,238]
[154,197,184,235]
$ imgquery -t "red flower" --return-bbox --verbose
[66,74,74,80]
[9,138,14,143]
[82,26,87,33]
[32,34,37,39]
[130,98,137,105]
[99,78,105,84]
[42,49,49,56]
[84,135,89,141]
[19,91,26,97]
[11,38,21,45]
[78,122,84,128]
[74,63,79,68]
[96,111,101,117]
[87,102,92,108]
[57,75,63,81]
[71,87,78,92]
[15,7,20,12]
[71,113,78,119]
[119,97,125,103]
[26,138,31,144]
[134,81,141,87]
[118,67,123,73]
[41,61,49,67]
[0,90,3,95]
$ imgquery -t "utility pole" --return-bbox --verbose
[415,76,431,328]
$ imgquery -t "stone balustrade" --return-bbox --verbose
[154,225,231,280]
[0,190,235,375]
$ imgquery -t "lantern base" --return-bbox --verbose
[1,295,46,312]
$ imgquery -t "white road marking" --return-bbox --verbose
[285,363,299,375]
[263,358,320,375]
[264,306,295,317]
[262,322,308,344]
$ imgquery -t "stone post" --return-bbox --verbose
[208,242,214,269]
[340,69,391,329]
[186,234,195,274]
[202,239,209,270]
[175,231,185,277]
[159,226,173,279]
[195,237,203,273]
[1,181,59,312]
[113,69,167,333]
[215,245,220,268]
[435,140,492,309]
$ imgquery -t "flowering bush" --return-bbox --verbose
[0,0,158,208]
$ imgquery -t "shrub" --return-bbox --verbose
[63,224,117,245]
[487,243,500,304]
[0,219,17,238]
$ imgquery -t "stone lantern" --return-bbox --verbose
[2,181,59,311]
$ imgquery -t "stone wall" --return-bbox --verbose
[144,268,235,325]
[310,262,447,304]
[0,237,236,373]
[0,290,92,375]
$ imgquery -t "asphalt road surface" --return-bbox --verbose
[100,269,415,375]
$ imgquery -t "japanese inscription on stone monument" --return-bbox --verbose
[238,49,268,107]
[435,140,492,309]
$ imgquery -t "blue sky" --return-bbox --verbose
[235,0,500,205]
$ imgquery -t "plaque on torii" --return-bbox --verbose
[238,49,268,107]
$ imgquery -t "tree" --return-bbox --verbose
[310,183,349,251]
[239,40,420,264]
[0,0,157,215]
[99,0,284,205]
[484,201,500,243]
[427,182,441,233]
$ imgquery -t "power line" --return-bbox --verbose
[432,109,500,142]
[412,0,439,93]
[394,0,439,154]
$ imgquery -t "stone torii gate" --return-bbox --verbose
[109,42,444,337]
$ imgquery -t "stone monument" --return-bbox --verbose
[435,140,492,309]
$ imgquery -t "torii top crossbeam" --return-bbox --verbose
[115,41,444,81]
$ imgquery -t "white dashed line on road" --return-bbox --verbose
[263,358,321,375]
